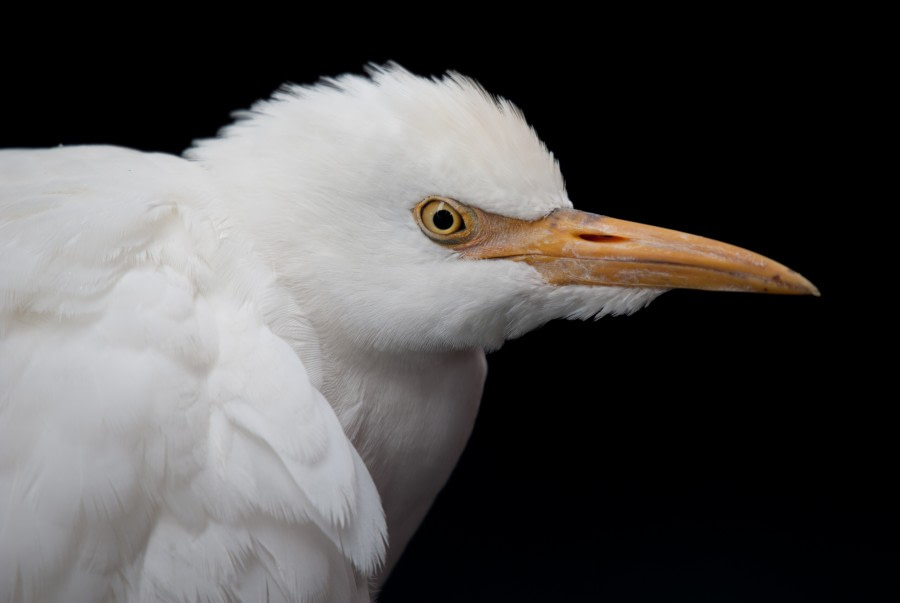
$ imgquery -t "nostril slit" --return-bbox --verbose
[579,234,627,243]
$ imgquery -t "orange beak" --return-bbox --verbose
[458,208,818,295]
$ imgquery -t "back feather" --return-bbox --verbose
[0,146,385,602]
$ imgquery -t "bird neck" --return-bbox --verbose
[317,339,487,582]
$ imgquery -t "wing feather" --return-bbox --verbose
[0,146,384,602]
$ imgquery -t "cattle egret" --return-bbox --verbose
[0,64,817,602]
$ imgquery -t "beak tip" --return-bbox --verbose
[790,272,820,297]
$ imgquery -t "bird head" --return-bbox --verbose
[189,65,817,353]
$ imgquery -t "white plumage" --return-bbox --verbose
[1,145,385,601]
[0,65,815,602]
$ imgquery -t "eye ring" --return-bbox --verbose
[414,196,476,244]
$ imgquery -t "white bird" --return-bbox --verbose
[0,64,817,602]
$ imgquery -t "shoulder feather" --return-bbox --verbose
[0,146,384,602]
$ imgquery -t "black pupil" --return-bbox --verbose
[433,209,455,231]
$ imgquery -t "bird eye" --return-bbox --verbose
[418,197,466,237]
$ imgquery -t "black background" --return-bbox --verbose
[2,12,890,602]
